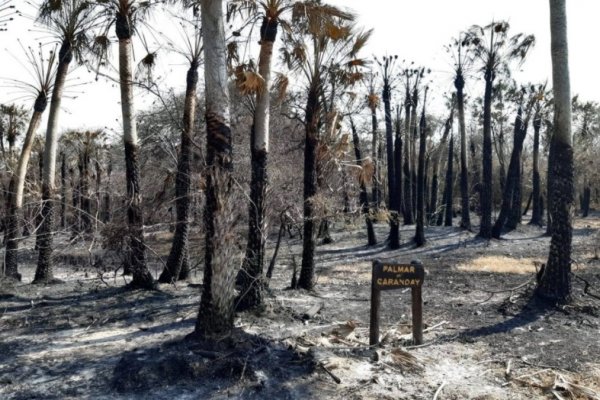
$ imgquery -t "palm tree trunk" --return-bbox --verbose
[60,152,66,229]
[3,94,46,280]
[429,106,454,224]
[455,73,471,230]
[370,107,380,209]
[34,41,72,284]
[479,66,494,239]
[492,108,527,238]
[351,118,377,246]
[383,82,399,249]
[299,82,320,290]
[238,16,279,309]
[415,105,427,246]
[116,16,154,289]
[403,93,413,224]
[159,60,199,284]
[444,136,454,227]
[537,0,574,303]
[393,109,403,228]
[195,0,236,338]
[530,115,543,225]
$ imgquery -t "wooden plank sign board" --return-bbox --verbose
[370,260,425,346]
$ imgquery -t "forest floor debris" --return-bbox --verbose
[1,213,599,399]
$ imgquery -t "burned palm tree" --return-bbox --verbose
[34,0,99,284]
[466,22,535,239]
[231,0,291,310]
[0,0,17,31]
[281,2,367,290]
[447,33,473,230]
[536,0,573,303]
[414,86,429,246]
[2,45,55,280]
[94,0,162,289]
[376,55,401,248]
[158,14,203,284]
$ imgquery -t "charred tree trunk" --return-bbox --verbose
[414,95,428,247]
[581,185,590,217]
[116,14,154,289]
[351,118,377,246]
[383,77,399,249]
[402,89,414,224]
[492,108,527,238]
[299,83,321,290]
[537,0,573,303]
[530,115,543,225]
[455,72,471,230]
[159,60,199,284]
[444,136,455,227]
[370,106,380,209]
[479,66,494,239]
[393,109,403,234]
[60,153,66,229]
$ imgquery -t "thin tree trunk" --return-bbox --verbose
[415,95,428,246]
[455,72,471,230]
[393,108,403,232]
[383,78,399,249]
[537,0,573,303]
[3,93,47,280]
[479,66,494,239]
[429,106,454,224]
[159,59,199,284]
[492,108,527,238]
[444,136,454,227]
[116,15,154,289]
[351,118,377,246]
[530,114,543,225]
[402,88,413,224]
[34,41,72,284]
[370,106,380,209]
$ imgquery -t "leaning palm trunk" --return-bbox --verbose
[116,15,154,289]
[159,60,199,284]
[195,0,236,338]
[3,94,47,280]
[34,41,72,284]
[492,108,528,238]
[537,0,573,302]
[238,16,278,309]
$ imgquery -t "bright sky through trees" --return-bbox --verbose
[0,0,598,132]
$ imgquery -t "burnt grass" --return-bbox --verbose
[0,212,599,399]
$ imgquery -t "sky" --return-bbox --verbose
[0,0,598,135]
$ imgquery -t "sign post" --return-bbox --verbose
[369,260,424,346]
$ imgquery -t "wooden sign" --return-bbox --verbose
[370,260,424,346]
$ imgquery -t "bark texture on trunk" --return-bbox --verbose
[383,80,399,249]
[159,61,199,284]
[444,136,454,227]
[34,41,72,284]
[479,67,494,239]
[117,27,154,289]
[537,0,573,303]
[492,108,527,238]
[393,111,403,242]
[3,98,46,280]
[299,83,320,290]
[370,107,380,209]
[195,0,236,338]
[402,91,413,224]
[414,103,427,246]
[238,16,279,309]
[530,115,543,225]
[455,72,471,230]
[351,118,377,246]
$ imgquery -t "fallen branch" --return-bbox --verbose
[432,381,446,400]
[319,363,341,384]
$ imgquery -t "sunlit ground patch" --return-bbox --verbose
[456,256,542,274]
